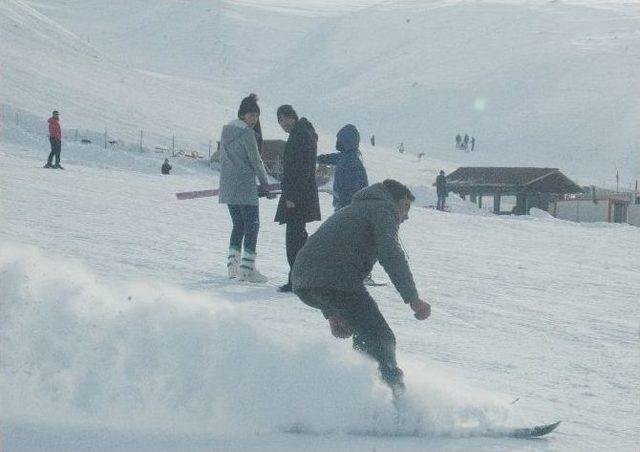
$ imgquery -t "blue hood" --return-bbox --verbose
[336,124,360,152]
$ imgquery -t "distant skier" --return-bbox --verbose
[44,110,63,169]
[370,135,375,147]
[436,170,447,211]
[292,179,431,394]
[398,142,405,153]
[463,134,469,151]
[161,158,172,175]
[274,104,321,293]
[455,133,462,149]
[218,93,272,283]
[317,124,368,211]
[470,136,475,151]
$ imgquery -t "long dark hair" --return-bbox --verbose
[254,119,263,154]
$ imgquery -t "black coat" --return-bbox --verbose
[274,118,321,224]
[436,174,447,196]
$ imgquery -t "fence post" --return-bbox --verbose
[140,130,143,152]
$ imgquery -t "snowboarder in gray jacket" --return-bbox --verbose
[218,93,272,283]
[292,179,431,393]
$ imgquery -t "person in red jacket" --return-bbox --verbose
[44,110,63,169]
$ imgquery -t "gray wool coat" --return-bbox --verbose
[292,183,419,304]
[218,119,269,206]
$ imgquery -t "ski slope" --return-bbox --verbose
[1,118,639,450]
[1,0,639,450]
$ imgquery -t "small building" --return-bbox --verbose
[261,139,286,179]
[439,167,582,215]
[210,139,286,179]
[550,187,640,226]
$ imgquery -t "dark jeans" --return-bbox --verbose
[227,204,259,254]
[295,287,404,389]
[285,220,308,284]
[437,194,447,211]
[47,137,61,165]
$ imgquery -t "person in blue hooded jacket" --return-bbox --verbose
[317,124,369,211]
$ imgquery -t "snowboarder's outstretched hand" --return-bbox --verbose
[410,299,431,320]
[328,315,353,338]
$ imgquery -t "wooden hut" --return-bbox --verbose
[439,167,582,215]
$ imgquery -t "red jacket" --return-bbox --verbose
[48,117,61,140]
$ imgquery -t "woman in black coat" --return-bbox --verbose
[275,105,321,291]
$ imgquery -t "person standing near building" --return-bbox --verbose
[44,110,63,169]
[274,104,321,293]
[292,179,431,394]
[219,93,272,283]
[436,170,448,211]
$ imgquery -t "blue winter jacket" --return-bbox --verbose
[317,124,369,209]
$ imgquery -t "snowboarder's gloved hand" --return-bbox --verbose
[328,315,353,338]
[410,299,431,320]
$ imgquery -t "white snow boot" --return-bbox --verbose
[239,250,268,283]
[227,247,240,279]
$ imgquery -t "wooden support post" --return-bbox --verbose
[470,193,477,203]
[493,194,501,214]
[478,194,483,209]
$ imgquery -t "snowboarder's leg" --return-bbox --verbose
[344,294,404,390]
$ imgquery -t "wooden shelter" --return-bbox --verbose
[439,167,582,215]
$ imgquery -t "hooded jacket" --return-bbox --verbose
[218,119,269,206]
[274,117,321,224]
[292,183,418,303]
[48,117,61,140]
[317,124,368,209]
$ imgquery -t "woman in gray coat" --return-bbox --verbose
[219,94,271,282]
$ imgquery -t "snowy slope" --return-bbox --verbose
[1,123,639,451]
[10,0,640,186]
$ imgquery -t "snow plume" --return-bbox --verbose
[0,244,509,437]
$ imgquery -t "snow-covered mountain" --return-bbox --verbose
[3,0,639,186]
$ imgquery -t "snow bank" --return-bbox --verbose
[0,243,510,438]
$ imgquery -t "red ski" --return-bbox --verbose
[176,183,281,200]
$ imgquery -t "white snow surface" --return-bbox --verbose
[1,0,640,451]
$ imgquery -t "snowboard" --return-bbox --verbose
[285,420,561,439]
